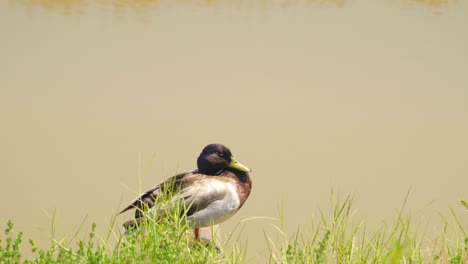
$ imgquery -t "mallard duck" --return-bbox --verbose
[119,143,252,238]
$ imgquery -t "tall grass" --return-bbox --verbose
[1,193,467,263]
[266,192,468,264]
[0,179,243,264]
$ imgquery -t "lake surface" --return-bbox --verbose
[1,0,467,262]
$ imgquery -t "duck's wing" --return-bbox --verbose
[119,171,191,218]
[121,173,237,229]
[174,175,241,227]
[175,176,232,216]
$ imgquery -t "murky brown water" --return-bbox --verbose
[1,0,467,262]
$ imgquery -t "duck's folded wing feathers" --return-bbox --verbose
[175,176,233,217]
[119,172,190,218]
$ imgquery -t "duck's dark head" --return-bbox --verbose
[197,143,251,175]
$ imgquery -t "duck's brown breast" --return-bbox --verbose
[221,170,252,209]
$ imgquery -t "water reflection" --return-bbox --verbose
[403,0,457,7]
[12,0,457,15]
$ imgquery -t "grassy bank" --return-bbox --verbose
[1,194,467,263]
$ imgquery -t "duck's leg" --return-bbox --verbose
[194,228,200,239]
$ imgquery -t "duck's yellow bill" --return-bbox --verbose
[229,157,252,172]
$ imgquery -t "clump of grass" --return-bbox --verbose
[266,192,468,263]
[0,217,224,263]
[0,184,236,264]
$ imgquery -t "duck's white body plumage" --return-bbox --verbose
[180,177,241,227]
[120,171,250,230]
[142,175,241,227]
